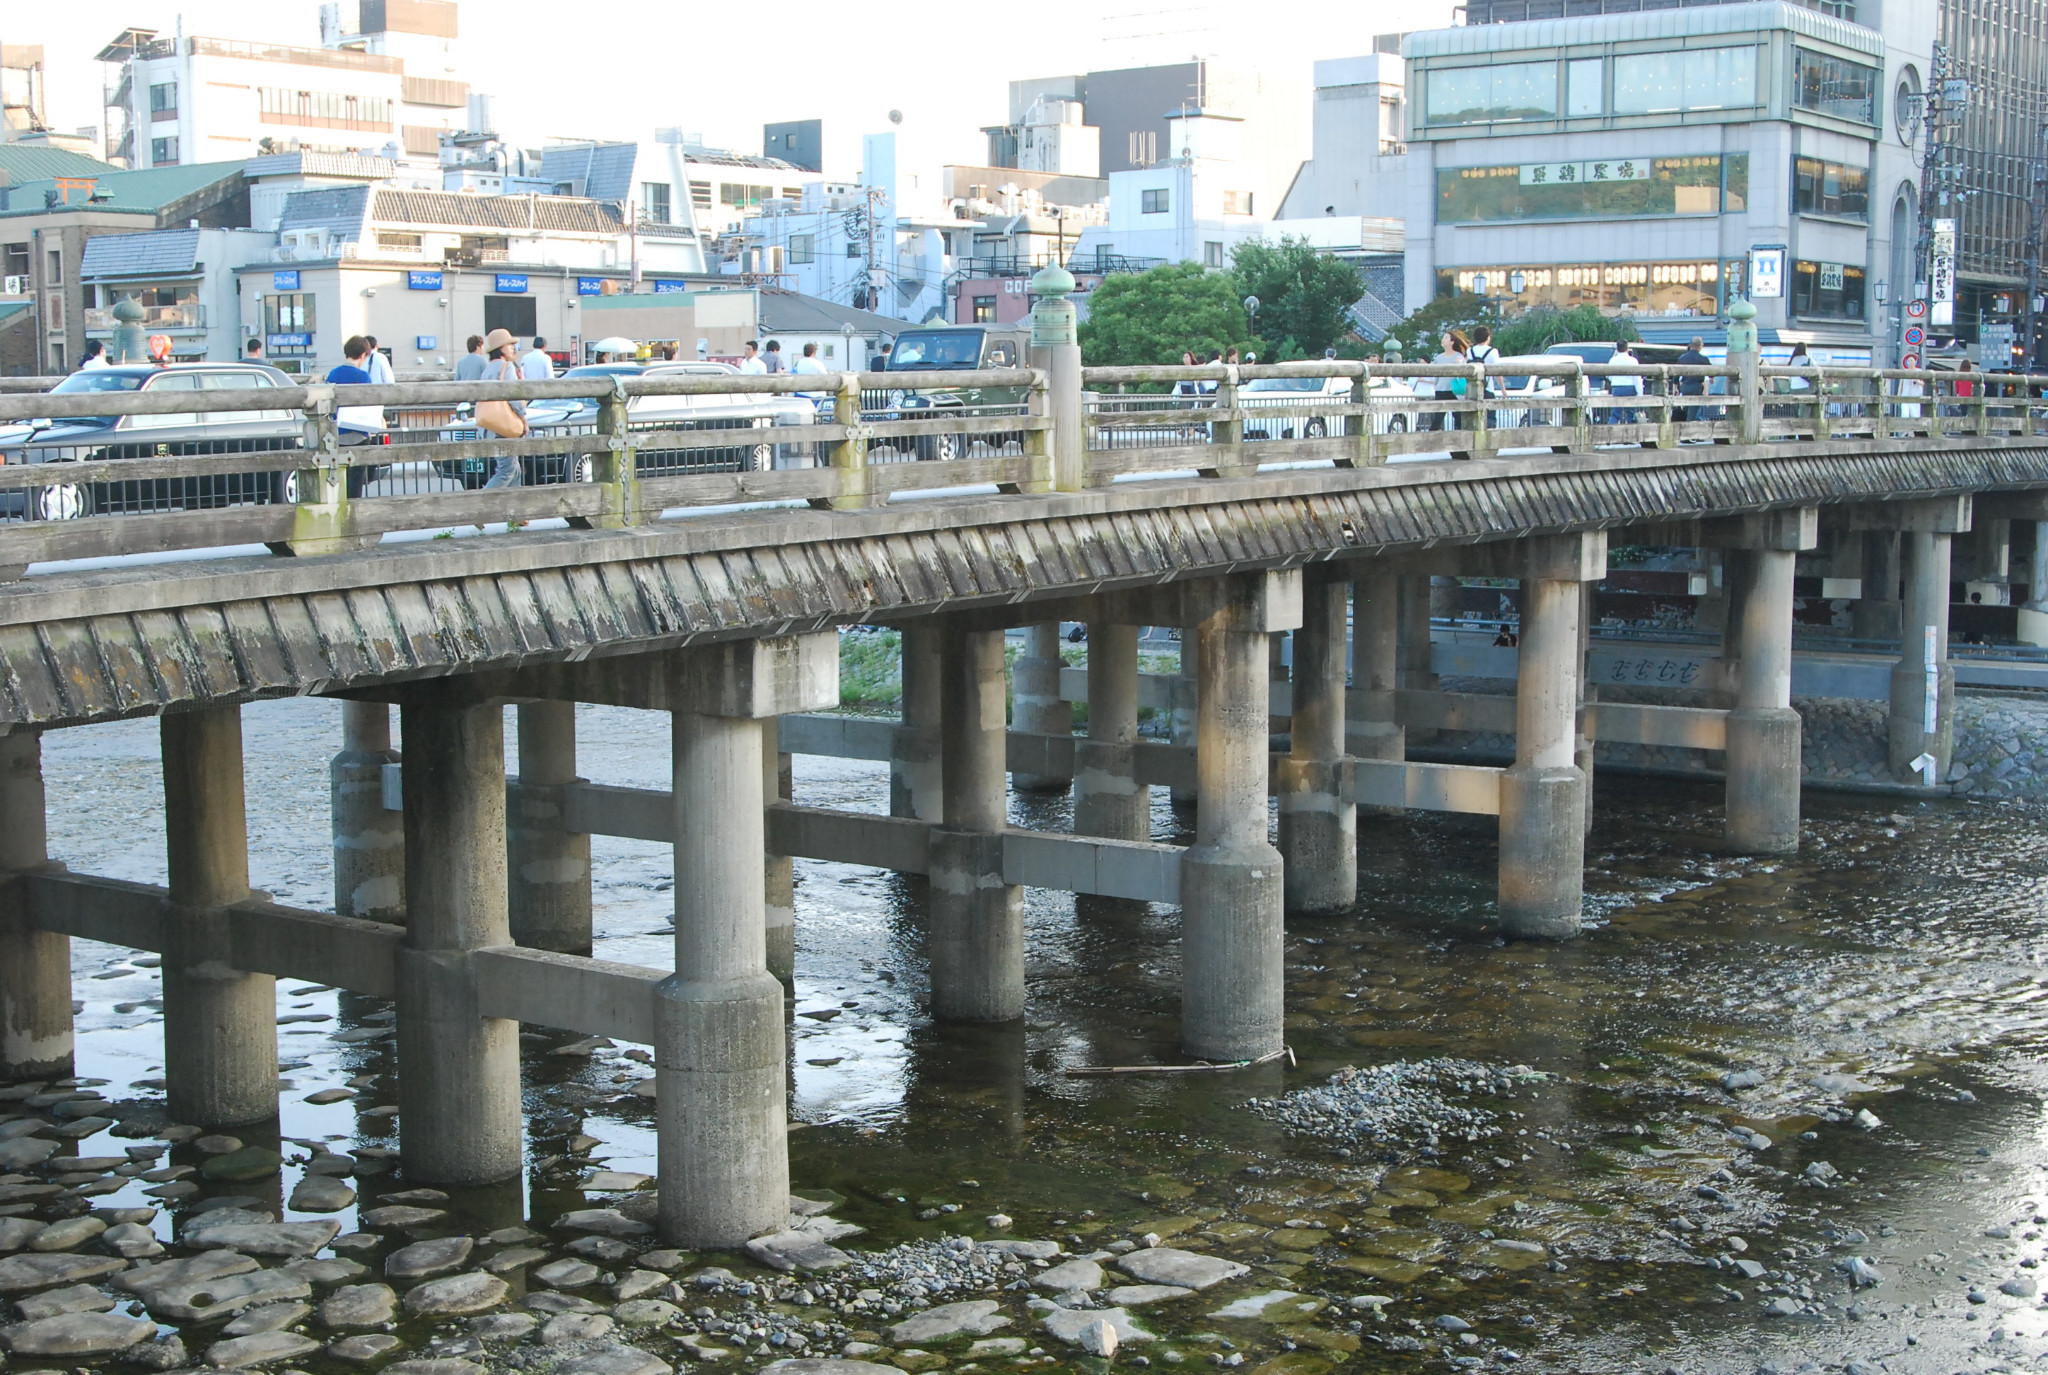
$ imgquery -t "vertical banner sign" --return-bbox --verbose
[1748,246,1785,299]
[1931,219,1957,328]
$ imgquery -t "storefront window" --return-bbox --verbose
[1613,47,1757,115]
[1793,48,1878,125]
[1426,62,1558,125]
[1436,154,1737,223]
[1437,260,1723,318]
[1791,259,1865,318]
[1794,157,1869,220]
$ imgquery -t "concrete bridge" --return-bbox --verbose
[0,326,2043,1253]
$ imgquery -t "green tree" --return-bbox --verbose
[1229,237,1367,361]
[1387,292,1494,360]
[1077,262,1248,367]
[1490,303,1638,357]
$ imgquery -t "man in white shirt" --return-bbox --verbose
[363,335,396,385]
[792,342,829,377]
[738,341,767,376]
[520,336,555,381]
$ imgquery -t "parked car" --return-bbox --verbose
[433,361,813,488]
[0,363,388,521]
[1542,341,1688,393]
[868,325,1031,461]
[1238,373,1419,439]
[1485,356,1573,427]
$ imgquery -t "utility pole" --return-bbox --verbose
[2026,125,2048,372]
[1910,44,1970,351]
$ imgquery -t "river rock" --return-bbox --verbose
[2002,1276,2039,1298]
[0,1139,58,1171]
[1033,1259,1104,1292]
[527,1291,606,1315]
[0,1309,154,1356]
[616,1299,682,1327]
[320,1283,398,1330]
[140,1265,313,1324]
[15,1281,117,1320]
[103,1222,165,1259]
[329,1333,406,1363]
[286,1256,366,1285]
[483,1246,548,1275]
[534,1257,604,1289]
[0,1251,128,1293]
[542,1312,615,1344]
[193,1135,244,1155]
[1841,1257,1884,1288]
[116,1249,257,1301]
[468,1313,538,1342]
[360,1205,447,1229]
[1039,1305,1151,1347]
[26,1216,104,1252]
[402,1271,509,1316]
[978,1240,1061,1260]
[763,1362,902,1375]
[200,1147,281,1182]
[1210,1291,1325,1321]
[221,1300,312,1336]
[0,1218,43,1250]
[128,1334,189,1370]
[888,1300,1012,1344]
[566,1235,637,1263]
[554,1208,654,1237]
[1107,1285,1198,1306]
[1077,1318,1118,1358]
[182,1217,340,1257]
[1114,1247,1248,1291]
[555,1346,675,1375]
[205,1329,322,1367]
[289,1176,357,1212]
[385,1236,473,1280]
[746,1230,851,1272]
[385,1362,485,1375]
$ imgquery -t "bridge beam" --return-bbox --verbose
[1717,509,1815,854]
[1074,622,1149,842]
[931,625,1025,1022]
[0,731,69,1079]
[332,701,404,924]
[1498,534,1603,939]
[1183,571,1301,1060]
[1280,574,1356,915]
[508,700,593,956]
[161,706,278,1128]
[396,695,523,1185]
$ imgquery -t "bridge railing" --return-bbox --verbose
[0,359,2039,572]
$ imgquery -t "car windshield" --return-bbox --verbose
[1242,377,1326,392]
[563,365,641,378]
[51,371,148,394]
[888,331,984,369]
[1544,344,1614,363]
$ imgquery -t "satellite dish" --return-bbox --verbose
[888,109,904,125]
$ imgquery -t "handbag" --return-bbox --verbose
[475,398,526,439]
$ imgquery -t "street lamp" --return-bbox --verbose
[1242,293,1260,350]
[840,319,858,368]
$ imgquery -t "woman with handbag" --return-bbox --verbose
[475,328,529,490]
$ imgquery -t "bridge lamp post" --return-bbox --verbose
[1243,294,1259,354]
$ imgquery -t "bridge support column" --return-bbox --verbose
[1349,569,1404,772]
[1498,535,1602,940]
[659,635,832,1247]
[397,696,522,1184]
[1398,575,1438,743]
[1281,576,1355,914]
[1183,572,1300,1060]
[1577,585,1596,839]
[331,701,403,923]
[931,626,1024,1022]
[765,737,796,983]
[1891,529,1959,781]
[891,626,943,821]
[161,706,276,1127]
[1853,531,1903,645]
[1169,640,1198,807]
[1011,623,1071,790]
[1074,623,1148,841]
[2023,522,2048,648]
[0,731,69,1079]
[508,700,592,955]
[1713,509,1814,853]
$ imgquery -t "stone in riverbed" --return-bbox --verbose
[533,1257,604,1289]
[746,1230,851,1272]
[402,1271,509,1317]
[0,1310,155,1357]
[15,1282,117,1321]
[554,1346,674,1375]
[320,1283,398,1330]
[329,1333,406,1364]
[384,1362,485,1375]
[102,1222,165,1259]
[1114,1248,1249,1291]
[1039,1305,1152,1347]
[1032,1259,1104,1292]
[887,1300,1012,1344]
[360,1205,447,1229]
[612,1269,669,1300]
[221,1301,311,1337]
[0,1218,43,1250]
[137,1265,313,1324]
[467,1312,538,1342]
[553,1208,653,1237]
[200,1147,281,1182]
[977,1239,1061,1260]
[1106,1285,1198,1307]
[26,1216,104,1252]
[181,1216,340,1257]
[762,1363,900,1375]
[385,1236,473,1281]
[1209,1292,1325,1321]
[204,1329,323,1368]
[0,1139,56,1171]
[541,1312,615,1344]
[289,1176,357,1212]
[0,1251,128,1294]
[615,1299,682,1327]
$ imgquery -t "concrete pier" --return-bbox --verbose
[397,698,523,1184]
[161,706,277,1127]
[1350,569,1404,770]
[331,701,404,923]
[1891,529,1958,780]
[1397,574,1438,743]
[765,736,796,983]
[1073,622,1148,842]
[0,731,68,1078]
[508,700,592,955]
[1011,623,1072,790]
[1497,537,1600,939]
[1724,549,1802,852]
[891,626,943,822]
[1280,576,1356,914]
[1182,573,1299,1060]
[930,627,1025,1022]
[2021,520,2048,648]
[1854,531,1903,644]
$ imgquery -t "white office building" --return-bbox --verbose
[1400,0,1931,362]
[539,137,824,242]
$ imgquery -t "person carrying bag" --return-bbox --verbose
[475,329,529,489]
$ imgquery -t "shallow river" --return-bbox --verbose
[32,692,2048,1374]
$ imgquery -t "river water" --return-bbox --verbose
[31,690,2048,1374]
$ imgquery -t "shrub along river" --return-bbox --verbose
[9,691,2048,1375]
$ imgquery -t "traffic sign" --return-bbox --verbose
[1904,324,1924,346]
[1906,298,1927,320]
[1902,351,1922,369]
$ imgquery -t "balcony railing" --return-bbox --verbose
[83,304,205,332]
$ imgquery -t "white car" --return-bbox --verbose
[1484,356,1572,428]
[1239,373,1418,439]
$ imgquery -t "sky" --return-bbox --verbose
[10,0,1459,174]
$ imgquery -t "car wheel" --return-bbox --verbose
[750,442,775,471]
[569,453,597,483]
[1387,415,1409,434]
[1304,418,1327,438]
[32,479,92,521]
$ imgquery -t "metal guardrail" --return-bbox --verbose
[0,358,2036,574]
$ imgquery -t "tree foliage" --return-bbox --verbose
[1228,237,1366,362]
[1489,303,1638,357]
[1386,293,1493,360]
[1077,262,1248,367]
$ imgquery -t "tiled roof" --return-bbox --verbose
[367,188,635,234]
[243,151,398,180]
[756,289,904,335]
[0,144,119,186]
[80,227,201,278]
[276,184,375,241]
[538,142,638,202]
[0,161,248,217]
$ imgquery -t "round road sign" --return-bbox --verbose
[1906,298,1928,320]
[1904,324,1925,346]
[1902,351,1922,369]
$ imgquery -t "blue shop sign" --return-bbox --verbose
[495,273,529,293]
[653,280,688,294]
[267,332,312,348]
[272,270,301,291]
[577,277,606,295]
[408,270,444,291]
[416,335,438,350]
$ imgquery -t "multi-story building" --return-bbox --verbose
[77,226,276,363]
[98,0,467,174]
[539,137,823,243]
[1400,0,1928,363]
[1279,54,1411,220]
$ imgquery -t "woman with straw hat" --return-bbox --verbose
[478,328,527,489]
